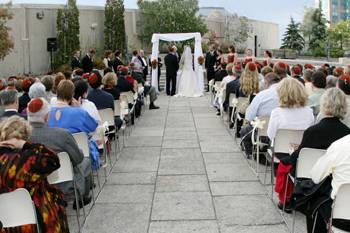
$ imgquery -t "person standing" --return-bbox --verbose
[205,45,218,91]
[71,50,81,70]
[82,48,96,73]
[164,46,179,96]
[112,49,124,73]
[138,49,149,81]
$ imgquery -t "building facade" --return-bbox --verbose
[0,4,279,77]
[316,0,350,23]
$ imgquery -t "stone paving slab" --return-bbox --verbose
[158,157,205,175]
[206,163,258,182]
[156,175,209,192]
[151,192,216,220]
[200,141,241,153]
[83,203,151,233]
[96,184,154,204]
[210,181,266,196]
[125,136,163,147]
[162,139,200,149]
[202,152,246,164]
[149,220,219,233]
[161,148,203,160]
[107,172,156,185]
[214,195,284,226]
[220,224,289,233]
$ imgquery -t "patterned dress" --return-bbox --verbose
[0,143,69,233]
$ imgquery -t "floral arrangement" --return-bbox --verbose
[198,56,205,65]
[339,74,350,84]
[151,59,158,69]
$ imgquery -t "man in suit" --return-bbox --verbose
[112,49,124,73]
[164,47,179,96]
[0,89,26,120]
[28,98,92,209]
[82,48,96,73]
[138,49,148,82]
[71,50,81,70]
[205,45,218,91]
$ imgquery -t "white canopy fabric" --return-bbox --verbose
[150,33,204,92]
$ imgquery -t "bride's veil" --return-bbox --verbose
[179,46,193,70]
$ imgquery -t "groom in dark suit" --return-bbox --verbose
[164,46,179,96]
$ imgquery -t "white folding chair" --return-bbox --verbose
[47,152,84,233]
[72,132,101,192]
[99,108,119,162]
[0,188,40,233]
[290,148,326,233]
[267,129,304,197]
[331,184,350,233]
[250,116,270,175]
[232,97,249,138]
[114,100,121,117]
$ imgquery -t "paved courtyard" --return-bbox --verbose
[71,94,307,233]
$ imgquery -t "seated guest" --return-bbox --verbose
[102,72,120,100]
[41,75,56,102]
[237,62,259,101]
[87,71,114,110]
[214,62,228,82]
[220,63,236,90]
[0,116,69,232]
[333,66,344,77]
[291,65,304,84]
[240,72,281,156]
[308,71,327,116]
[28,98,93,209]
[48,80,99,170]
[276,88,350,215]
[74,79,102,124]
[326,75,337,89]
[337,74,350,127]
[273,62,288,80]
[52,72,65,94]
[117,66,135,93]
[28,82,46,99]
[267,77,314,143]
[0,89,25,119]
[18,78,33,113]
[310,134,350,233]
[303,69,314,96]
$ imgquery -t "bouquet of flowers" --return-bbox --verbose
[151,59,158,69]
[198,56,205,65]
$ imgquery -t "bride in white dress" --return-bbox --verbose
[175,46,203,97]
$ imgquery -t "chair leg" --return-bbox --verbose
[73,181,82,233]
[312,212,318,233]
[271,154,275,199]
[283,175,289,212]
[291,208,296,233]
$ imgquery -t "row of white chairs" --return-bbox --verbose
[211,89,350,233]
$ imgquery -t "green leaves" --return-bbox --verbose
[281,17,305,52]
[137,0,207,44]
[0,5,14,61]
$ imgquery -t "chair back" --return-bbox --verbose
[273,129,304,154]
[258,116,270,137]
[237,97,249,109]
[114,100,121,116]
[0,188,38,228]
[296,148,326,178]
[332,184,350,222]
[99,108,115,127]
[47,152,74,184]
[229,94,236,107]
[72,132,90,157]
[120,91,134,104]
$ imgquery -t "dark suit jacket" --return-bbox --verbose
[164,53,179,77]
[71,57,81,70]
[205,52,217,70]
[82,55,93,73]
[288,117,350,165]
[138,56,148,76]
[112,57,124,73]
[87,89,114,110]
[214,69,228,82]
[18,92,30,113]
[0,110,26,120]
[116,75,134,93]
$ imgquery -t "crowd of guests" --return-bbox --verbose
[208,45,350,233]
[0,47,161,232]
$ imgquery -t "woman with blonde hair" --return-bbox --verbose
[0,116,69,233]
[238,62,259,101]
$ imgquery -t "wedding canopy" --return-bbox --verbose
[150,32,204,92]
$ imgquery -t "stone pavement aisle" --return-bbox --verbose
[80,94,301,233]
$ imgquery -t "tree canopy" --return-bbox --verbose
[104,0,126,52]
[0,5,14,61]
[281,17,305,52]
[224,14,252,51]
[137,0,207,44]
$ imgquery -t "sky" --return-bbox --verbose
[5,0,316,42]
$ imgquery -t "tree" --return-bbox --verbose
[281,17,305,52]
[104,0,126,52]
[224,14,252,51]
[328,20,350,51]
[0,5,14,61]
[301,7,317,47]
[56,0,80,66]
[137,0,207,45]
[309,3,327,56]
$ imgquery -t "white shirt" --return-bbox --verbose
[267,106,314,140]
[245,83,280,122]
[311,135,350,199]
